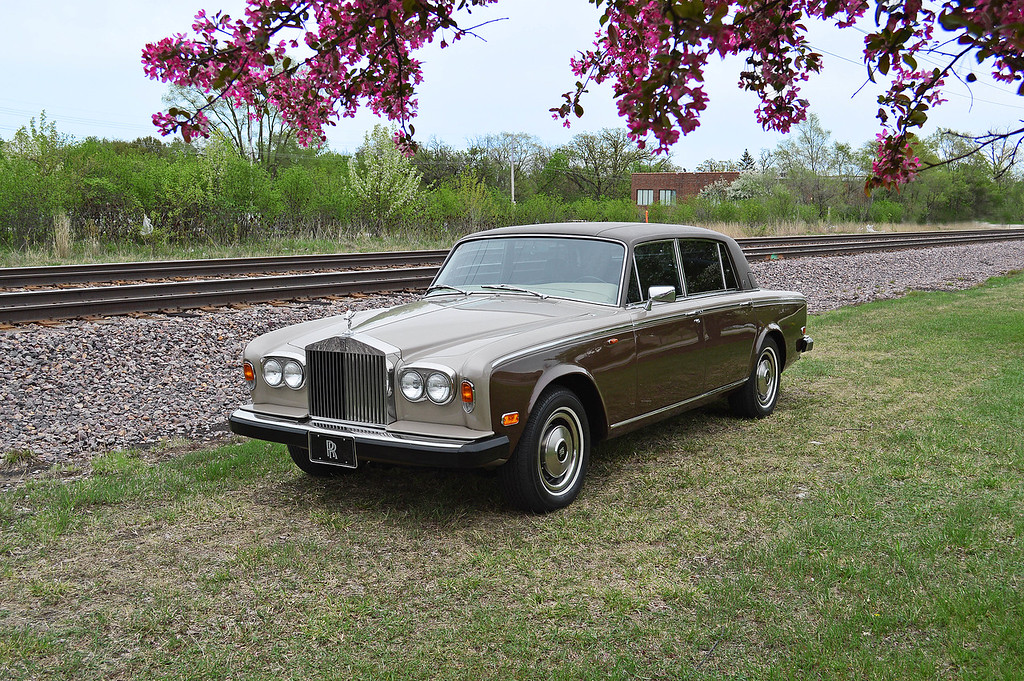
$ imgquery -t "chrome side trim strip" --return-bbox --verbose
[751,296,806,306]
[609,378,748,432]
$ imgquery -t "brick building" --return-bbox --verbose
[630,172,740,206]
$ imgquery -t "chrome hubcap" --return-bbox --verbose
[756,348,778,407]
[537,408,583,495]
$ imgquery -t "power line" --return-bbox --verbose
[806,36,1024,113]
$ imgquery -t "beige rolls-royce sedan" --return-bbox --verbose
[229,222,813,512]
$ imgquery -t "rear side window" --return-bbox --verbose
[678,239,738,294]
[630,240,682,302]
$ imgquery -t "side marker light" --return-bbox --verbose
[501,412,520,427]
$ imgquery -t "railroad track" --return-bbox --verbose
[738,227,1024,258]
[2,228,1023,324]
[0,249,449,288]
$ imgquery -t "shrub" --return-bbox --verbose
[869,199,904,224]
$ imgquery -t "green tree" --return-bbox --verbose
[349,124,423,232]
[695,158,737,172]
[774,114,863,219]
[560,128,669,200]
[0,112,74,245]
[468,132,547,202]
[738,149,756,172]
[164,83,309,169]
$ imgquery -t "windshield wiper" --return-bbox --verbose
[425,284,470,296]
[481,284,548,299]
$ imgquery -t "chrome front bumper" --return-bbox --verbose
[797,335,814,352]
[228,407,510,469]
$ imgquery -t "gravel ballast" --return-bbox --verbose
[2,240,1023,470]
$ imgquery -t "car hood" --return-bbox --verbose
[282,294,610,363]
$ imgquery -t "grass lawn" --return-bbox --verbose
[2,273,1022,679]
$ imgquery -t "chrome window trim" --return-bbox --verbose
[717,243,728,290]
[674,238,689,297]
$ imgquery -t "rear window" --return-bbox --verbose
[678,239,738,294]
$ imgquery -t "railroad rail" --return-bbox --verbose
[0,249,449,288]
[2,227,1023,324]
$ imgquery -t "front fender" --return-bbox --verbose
[489,362,605,454]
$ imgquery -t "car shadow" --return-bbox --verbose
[265,459,511,525]
[257,394,803,521]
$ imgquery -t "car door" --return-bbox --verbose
[627,239,705,414]
[677,239,757,390]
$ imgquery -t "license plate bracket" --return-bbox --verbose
[308,431,358,468]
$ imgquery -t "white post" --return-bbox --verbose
[510,145,516,205]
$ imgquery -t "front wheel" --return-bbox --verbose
[499,388,590,513]
[730,337,781,418]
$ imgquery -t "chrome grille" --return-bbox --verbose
[306,337,390,425]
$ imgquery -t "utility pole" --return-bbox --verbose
[510,144,516,205]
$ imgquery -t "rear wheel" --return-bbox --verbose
[287,445,360,477]
[730,337,781,418]
[499,388,590,512]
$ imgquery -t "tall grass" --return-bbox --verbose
[51,212,72,258]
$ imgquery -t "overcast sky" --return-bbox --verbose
[3,0,1023,167]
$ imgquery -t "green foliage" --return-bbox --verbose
[349,124,422,233]
[0,113,74,247]
[2,115,1024,253]
[869,199,904,223]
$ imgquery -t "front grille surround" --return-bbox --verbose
[306,336,394,425]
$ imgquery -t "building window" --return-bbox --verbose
[636,189,654,206]
[659,189,676,206]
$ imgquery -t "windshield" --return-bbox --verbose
[431,236,625,305]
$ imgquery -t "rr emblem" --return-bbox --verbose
[325,440,338,459]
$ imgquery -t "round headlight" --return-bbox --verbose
[426,372,453,404]
[400,370,424,401]
[283,360,304,389]
[263,358,283,387]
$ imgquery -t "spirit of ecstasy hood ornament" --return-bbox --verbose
[343,309,355,335]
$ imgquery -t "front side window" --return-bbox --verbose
[636,189,654,206]
[629,240,682,303]
[432,236,625,305]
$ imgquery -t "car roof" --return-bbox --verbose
[468,222,732,248]
[459,222,760,292]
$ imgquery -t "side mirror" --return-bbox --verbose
[646,285,676,310]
